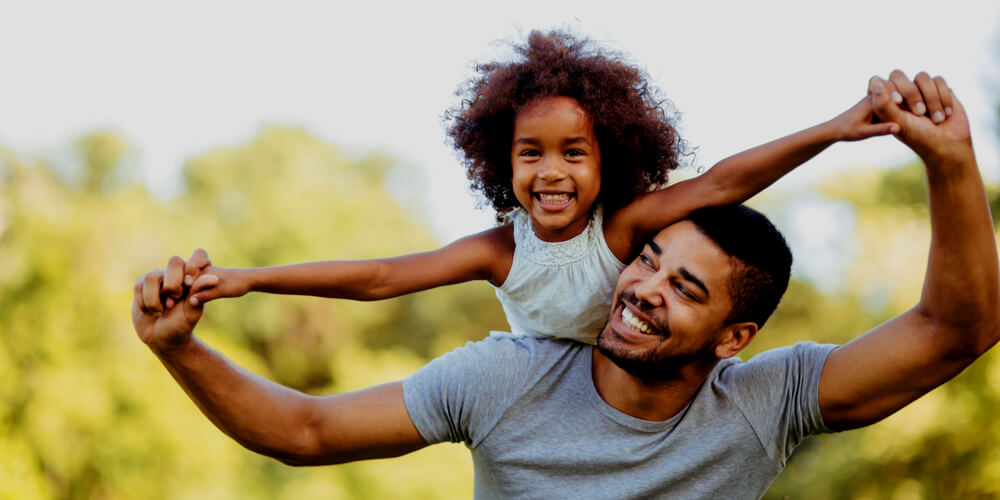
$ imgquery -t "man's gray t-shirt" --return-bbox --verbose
[403,336,836,499]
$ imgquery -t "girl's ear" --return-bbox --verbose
[714,322,758,359]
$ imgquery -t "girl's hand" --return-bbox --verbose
[187,264,253,306]
[829,97,900,142]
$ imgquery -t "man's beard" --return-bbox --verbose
[596,320,715,383]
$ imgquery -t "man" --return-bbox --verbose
[133,72,999,498]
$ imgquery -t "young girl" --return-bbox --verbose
[180,31,897,342]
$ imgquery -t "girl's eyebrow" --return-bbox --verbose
[563,137,592,146]
[513,137,541,145]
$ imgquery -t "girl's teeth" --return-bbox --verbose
[621,307,654,335]
[538,193,570,202]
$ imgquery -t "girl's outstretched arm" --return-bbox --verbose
[186,225,514,306]
[604,97,899,260]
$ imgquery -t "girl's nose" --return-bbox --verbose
[538,157,568,182]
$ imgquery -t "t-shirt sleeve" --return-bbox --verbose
[402,336,533,447]
[721,341,838,464]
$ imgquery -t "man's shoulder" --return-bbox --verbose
[452,333,588,362]
[716,342,839,385]
[423,334,589,372]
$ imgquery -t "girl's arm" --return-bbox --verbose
[187,225,515,305]
[604,97,899,260]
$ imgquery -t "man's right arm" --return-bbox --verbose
[133,257,428,465]
[817,72,1000,430]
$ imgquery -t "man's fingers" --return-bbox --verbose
[934,76,954,118]
[142,271,165,314]
[189,274,221,306]
[134,277,149,314]
[163,255,185,299]
[914,72,944,123]
[889,69,924,116]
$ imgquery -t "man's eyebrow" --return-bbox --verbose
[679,267,709,297]
[646,240,662,255]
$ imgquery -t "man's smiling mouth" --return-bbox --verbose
[621,307,659,336]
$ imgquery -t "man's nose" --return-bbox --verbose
[632,277,665,309]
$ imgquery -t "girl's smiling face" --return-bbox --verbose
[510,96,602,242]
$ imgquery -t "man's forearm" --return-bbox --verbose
[152,338,317,463]
[919,146,1000,354]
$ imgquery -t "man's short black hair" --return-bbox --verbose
[687,205,792,329]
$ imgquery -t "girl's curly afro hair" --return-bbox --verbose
[446,30,685,217]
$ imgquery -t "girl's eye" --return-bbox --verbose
[565,149,585,157]
[638,254,653,267]
[518,149,541,157]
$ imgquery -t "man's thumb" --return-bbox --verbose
[182,298,204,327]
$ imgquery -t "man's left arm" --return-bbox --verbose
[133,255,428,466]
[818,71,1000,430]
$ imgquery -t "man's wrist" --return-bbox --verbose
[149,332,198,358]
[919,141,977,174]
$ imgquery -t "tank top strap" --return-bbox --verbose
[509,207,603,266]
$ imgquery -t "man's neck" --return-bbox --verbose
[590,348,717,421]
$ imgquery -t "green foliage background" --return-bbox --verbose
[1,124,999,499]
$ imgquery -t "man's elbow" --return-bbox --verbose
[268,434,345,467]
[923,306,1000,361]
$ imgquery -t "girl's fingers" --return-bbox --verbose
[914,72,944,123]
[889,69,923,115]
[862,122,899,138]
[869,76,906,126]
[933,76,954,118]
[189,274,221,306]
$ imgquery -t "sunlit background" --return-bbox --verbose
[2,1,1000,498]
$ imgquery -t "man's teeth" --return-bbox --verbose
[621,307,655,335]
[538,193,570,203]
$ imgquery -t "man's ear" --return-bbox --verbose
[714,322,758,359]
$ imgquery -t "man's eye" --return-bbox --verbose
[638,254,652,266]
[675,283,695,300]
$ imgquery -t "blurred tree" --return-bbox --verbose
[2,121,998,499]
[0,127,506,499]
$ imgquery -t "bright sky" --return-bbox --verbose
[3,0,999,246]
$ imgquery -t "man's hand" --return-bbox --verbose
[868,70,972,163]
[132,250,219,352]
